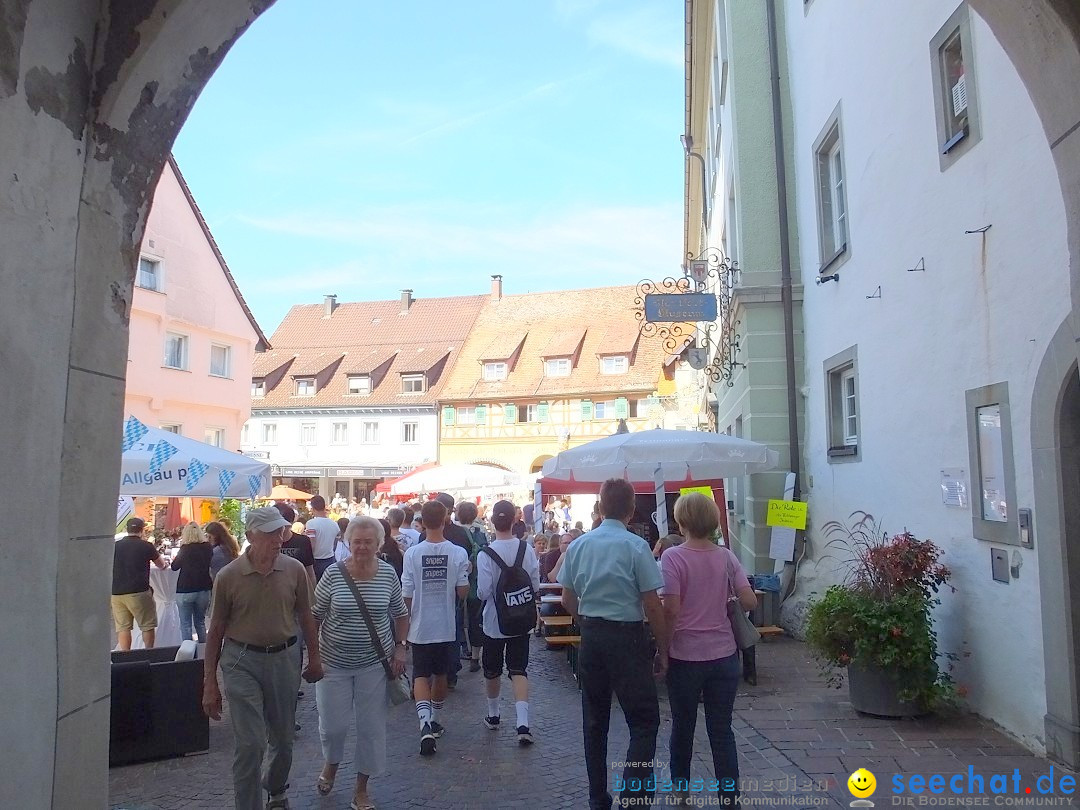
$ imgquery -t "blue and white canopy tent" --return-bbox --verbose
[119,416,271,499]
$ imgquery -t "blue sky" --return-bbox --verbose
[173,0,685,334]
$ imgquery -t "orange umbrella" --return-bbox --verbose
[270,484,313,501]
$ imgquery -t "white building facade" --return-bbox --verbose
[241,407,437,501]
[778,0,1071,756]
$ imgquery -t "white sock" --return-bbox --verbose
[515,700,529,728]
[416,700,432,729]
[487,697,500,718]
[432,699,444,722]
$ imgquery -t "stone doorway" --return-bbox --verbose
[4,0,1080,806]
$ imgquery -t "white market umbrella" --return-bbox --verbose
[120,416,271,498]
[389,463,523,496]
[540,428,779,484]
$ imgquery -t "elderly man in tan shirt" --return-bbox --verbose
[203,507,324,810]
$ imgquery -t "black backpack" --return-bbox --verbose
[481,540,537,636]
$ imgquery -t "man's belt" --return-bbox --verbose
[228,636,297,654]
[578,616,644,627]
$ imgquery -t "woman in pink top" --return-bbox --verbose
[661,493,757,806]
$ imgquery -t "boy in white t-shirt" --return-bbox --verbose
[401,500,470,755]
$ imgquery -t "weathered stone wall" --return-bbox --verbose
[0,2,271,806]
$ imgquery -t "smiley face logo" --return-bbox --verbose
[848,768,877,798]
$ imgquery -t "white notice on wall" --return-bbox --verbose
[940,468,968,508]
[768,472,798,562]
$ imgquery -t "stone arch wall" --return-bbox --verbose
[3,0,1080,804]
[0,2,274,806]
[1032,318,1080,766]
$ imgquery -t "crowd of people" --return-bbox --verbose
[110,482,756,809]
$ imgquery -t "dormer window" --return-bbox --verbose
[252,379,266,398]
[545,358,571,377]
[295,378,316,397]
[402,374,426,394]
[601,355,628,375]
[483,362,508,381]
[348,375,372,395]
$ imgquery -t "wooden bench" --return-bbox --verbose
[543,634,581,646]
[539,615,574,627]
[757,625,784,639]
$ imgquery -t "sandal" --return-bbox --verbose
[316,773,334,796]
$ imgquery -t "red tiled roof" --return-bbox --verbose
[440,285,688,401]
[541,328,586,358]
[594,325,640,356]
[478,332,528,361]
[252,294,486,408]
[289,350,345,377]
[341,346,398,375]
[252,351,295,377]
[396,346,452,374]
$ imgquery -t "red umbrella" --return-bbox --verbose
[163,497,184,531]
[375,462,437,493]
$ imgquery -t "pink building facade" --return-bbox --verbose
[125,157,267,452]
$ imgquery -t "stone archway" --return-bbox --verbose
[1,2,274,806]
[3,0,1080,805]
[1032,320,1080,767]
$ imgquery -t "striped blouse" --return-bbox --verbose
[313,560,408,670]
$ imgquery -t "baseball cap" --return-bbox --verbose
[434,492,456,510]
[126,517,146,534]
[245,506,290,534]
[491,500,516,521]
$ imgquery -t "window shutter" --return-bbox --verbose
[615,397,629,419]
[442,406,456,426]
[475,405,487,424]
[537,402,550,423]
[581,400,593,421]
[504,403,517,424]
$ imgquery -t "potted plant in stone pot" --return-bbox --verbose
[805,512,957,717]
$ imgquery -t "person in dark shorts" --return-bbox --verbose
[477,500,541,745]
[401,500,469,755]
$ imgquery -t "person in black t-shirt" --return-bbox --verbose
[273,503,316,591]
[112,517,168,650]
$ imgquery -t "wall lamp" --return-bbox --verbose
[681,134,710,232]
[815,273,840,285]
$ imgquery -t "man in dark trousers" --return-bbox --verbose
[558,478,669,810]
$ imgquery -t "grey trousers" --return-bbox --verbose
[220,640,302,810]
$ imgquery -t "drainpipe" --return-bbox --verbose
[765,0,801,504]
[681,135,710,244]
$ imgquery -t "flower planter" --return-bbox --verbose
[847,663,926,718]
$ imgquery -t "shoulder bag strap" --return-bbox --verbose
[336,562,394,679]
[481,544,511,573]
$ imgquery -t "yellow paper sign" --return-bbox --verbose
[767,499,808,530]
[679,486,713,497]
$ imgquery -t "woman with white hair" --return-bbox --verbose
[313,516,409,809]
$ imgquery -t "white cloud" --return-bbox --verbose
[239,202,684,291]
[587,7,682,68]
[555,1,682,69]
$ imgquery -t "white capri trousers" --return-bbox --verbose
[315,662,388,777]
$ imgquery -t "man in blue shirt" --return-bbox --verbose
[558,478,669,810]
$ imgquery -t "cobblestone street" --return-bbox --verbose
[108,636,1074,809]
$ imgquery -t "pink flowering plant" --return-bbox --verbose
[805,512,962,710]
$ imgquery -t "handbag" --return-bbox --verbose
[336,562,412,706]
[726,556,760,650]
